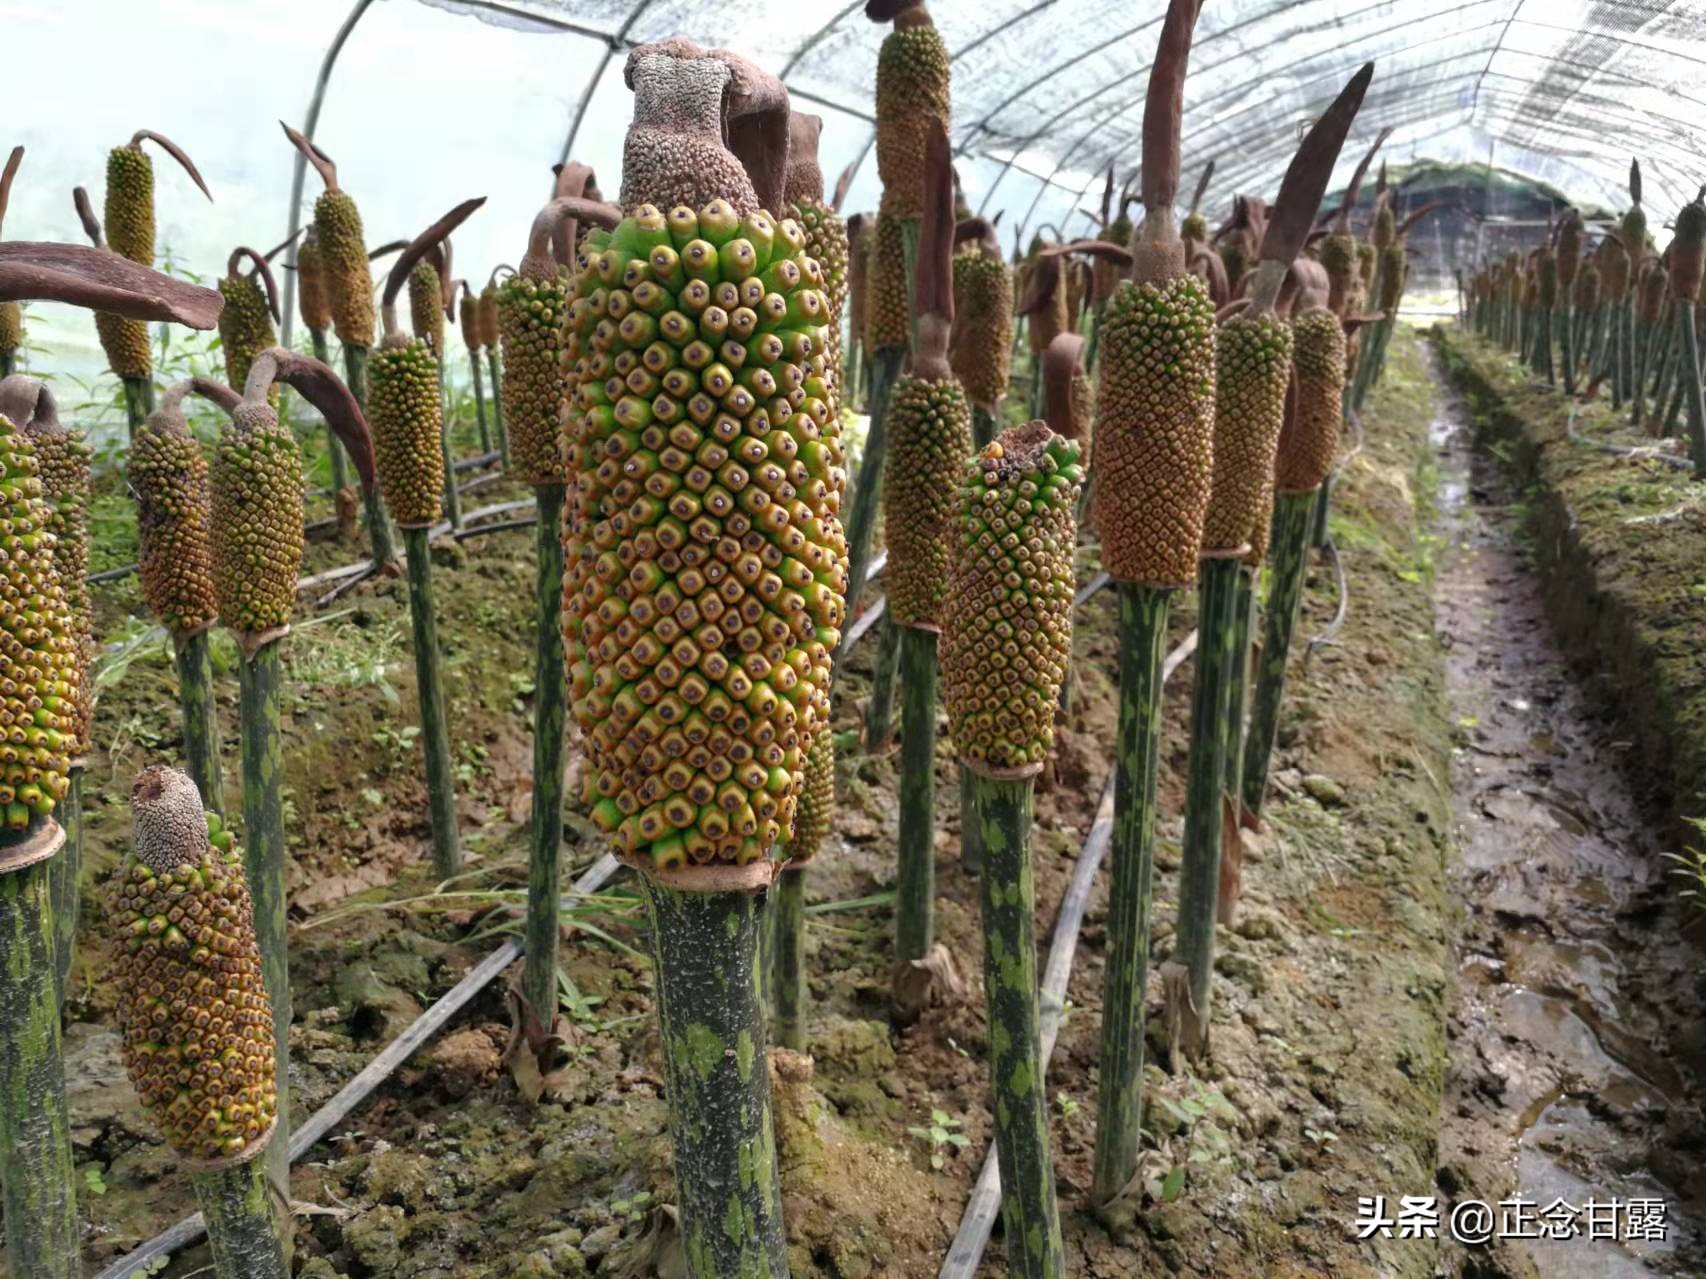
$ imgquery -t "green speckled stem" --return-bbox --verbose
[959,765,984,873]
[52,769,82,1002]
[522,485,568,1052]
[0,351,14,377]
[0,829,79,1279]
[122,374,154,439]
[1170,557,1241,1061]
[973,774,1065,1279]
[772,866,807,1051]
[1091,583,1170,1209]
[470,348,491,453]
[1678,304,1706,481]
[343,344,400,571]
[238,640,291,1195]
[486,348,510,470]
[865,614,900,750]
[309,329,352,498]
[972,405,998,451]
[642,878,788,1279]
[840,347,904,656]
[1560,303,1576,394]
[1242,492,1316,820]
[1619,294,1636,403]
[1536,305,1555,387]
[402,526,461,880]
[895,625,939,989]
[436,356,463,530]
[192,1158,288,1279]
[1218,569,1255,925]
[175,628,225,819]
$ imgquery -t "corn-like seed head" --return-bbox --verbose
[1599,236,1631,301]
[790,198,849,396]
[874,24,951,221]
[1371,202,1395,250]
[296,230,333,332]
[1219,241,1251,297]
[409,260,446,356]
[459,285,482,354]
[1672,200,1706,303]
[314,189,375,349]
[561,204,849,873]
[217,275,278,403]
[23,414,94,756]
[1091,273,1216,588]
[210,403,306,634]
[1356,241,1377,289]
[1320,234,1357,315]
[1620,205,1648,259]
[1201,311,1292,554]
[884,373,973,628]
[95,310,153,381]
[114,765,277,1163]
[786,726,834,864]
[941,422,1081,774]
[0,303,21,356]
[621,44,776,217]
[477,284,502,351]
[105,145,155,266]
[867,210,911,352]
[1273,308,1345,494]
[1377,244,1405,312]
[1178,211,1206,245]
[1068,366,1094,452]
[1573,260,1601,312]
[497,271,568,486]
[848,218,873,348]
[369,338,444,526]
[1636,258,1666,325]
[0,416,80,827]
[133,407,218,637]
[950,251,1013,409]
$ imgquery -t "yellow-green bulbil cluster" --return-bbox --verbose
[99,145,156,379]
[296,231,333,333]
[369,339,445,526]
[1092,272,1216,587]
[113,766,276,1163]
[1320,233,1357,315]
[1378,245,1405,313]
[1068,365,1094,451]
[950,252,1013,408]
[25,416,94,756]
[1274,308,1346,494]
[874,24,951,220]
[1200,312,1293,553]
[561,201,849,870]
[883,373,972,628]
[0,303,21,360]
[848,219,873,353]
[496,270,568,486]
[867,212,911,352]
[477,283,502,353]
[0,415,79,828]
[95,310,153,381]
[1179,211,1206,244]
[459,287,482,354]
[217,274,277,401]
[314,189,376,349]
[941,422,1081,773]
[409,261,446,356]
[210,404,306,634]
[133,409,219,636]
[787,726,834,864]
[790,198,848,392]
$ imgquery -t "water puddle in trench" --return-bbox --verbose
[1426,347,1705,1277]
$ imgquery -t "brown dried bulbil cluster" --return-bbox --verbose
[941,422,1081,774]
[786,726,834,864]
[866,212,911,352]
[132,406,218,637]
[458,283,482,354]
[315,189,376,348]
[113,765,276,1163]
[210,402,306,634]
[409,259,446,355]
[883,373,972,628]
[874,22,951,220]
[1092,273,1216,588]
[1320,233,1357,314]
[1672,199,1706,302]
[369,338,444,526]
[950,252,1013,408]
[560,203,849,872]
[1274,307,1346,494]
[23,412,94,756]
[0,415,80,829]
[1201,312,1293,553]
[1068,364,1094,450]
[296,229,333,332]
[497,270,568,486]
[622,47,766,217]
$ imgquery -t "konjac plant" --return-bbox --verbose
[297,228,360,536]
[559,39,847,1273]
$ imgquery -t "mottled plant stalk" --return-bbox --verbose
[1560,301,1576,394]
[307,328,354,510]
[973,773,1065,1278]
[469,345,490,453]
[1217,566,1256,925]
[772,865,807,1051]
[342,345,399,570]
[1091,582,1170,1210]
[1536,304,1555,387]
[643,879,787,1276]
[123,374,155,437]
[485,347,509,469]
[0,823,78,1279]
[1165,555,1241,1060]
[864,614,900,750]
[193,1156,289,1279]
[52,767,82,1000]
[840,345,904,662]
[521,484,567,1055]
[174,627,225,818]
[400,526,461,879]
[1679,302,1706,481]
[1241,491,1316,821]
[238,639,291,1194]
[894,624,939,1019]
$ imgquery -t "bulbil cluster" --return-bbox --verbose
[132,405,219,637]
[560,201,849,871]
[873,17,951,220]
[950,250,1013,408]
[315,188,376,349]
[23,411,94,755]
[1201,312,1293,553]
[941,422,1081,774]
[210,403,306,634]
[216,256,279,401]
[410,259,446,355]
[369,337,445,525]
[497,269,569,486]
[296,230,334,333]
[113,765,276,1163]
[867,212,911,352]
[787,726,834,864]
[1273,308,1346,494]
[883,373,973,627]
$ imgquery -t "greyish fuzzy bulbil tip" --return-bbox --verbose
[131,764,209,872]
